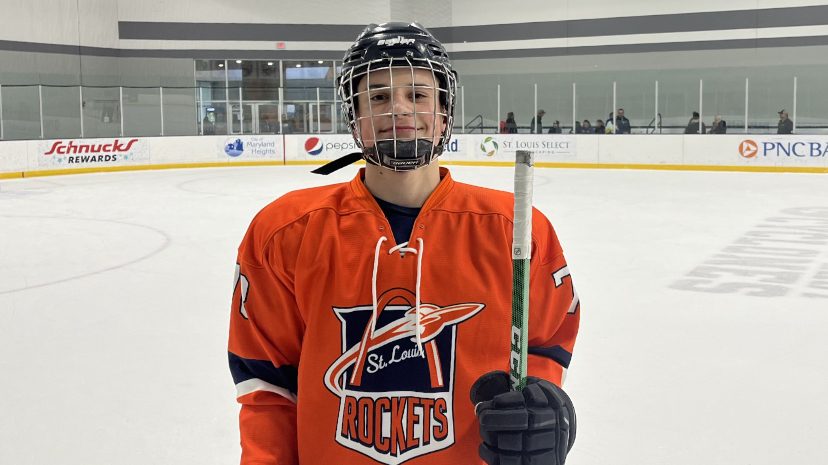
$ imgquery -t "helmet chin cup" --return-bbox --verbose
[364,139,438,171]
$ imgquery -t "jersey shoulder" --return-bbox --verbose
[258,181,362,226]
[445,180,562,262]
[239,181,368,263]
[446,181,554,225]
[442,180,518,215]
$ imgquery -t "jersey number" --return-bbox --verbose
[233,263,250,319]
[552,265,580,314]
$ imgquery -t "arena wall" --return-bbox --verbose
[2,134,826,179]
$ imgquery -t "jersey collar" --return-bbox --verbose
[350,166,455,217]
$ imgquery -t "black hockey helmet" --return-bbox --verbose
[313,22,458,174]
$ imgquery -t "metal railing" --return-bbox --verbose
[1,78,826,140]
[464,114,484,133]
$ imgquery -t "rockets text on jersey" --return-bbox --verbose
[323,288,484,464]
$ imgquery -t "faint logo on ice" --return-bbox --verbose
[670,207,828,298]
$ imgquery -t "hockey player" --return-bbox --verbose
[229,22,580,465]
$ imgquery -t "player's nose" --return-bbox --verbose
[390,89,415,115]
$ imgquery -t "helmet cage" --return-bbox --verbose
[338,55,457,171]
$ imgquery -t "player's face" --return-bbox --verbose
[354,67,446,147]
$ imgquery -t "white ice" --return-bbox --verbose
[1,165,827,465]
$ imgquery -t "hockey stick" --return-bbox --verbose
[510,150,534,391]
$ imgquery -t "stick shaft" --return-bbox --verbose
[510,150,533,391]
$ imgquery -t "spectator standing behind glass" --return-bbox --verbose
[280,114,293,134]
[501,112,518,133]
[547,120,562,134]
[684,111,706,134]
[216,111,228,135]
[581,120,592,134]
[777,110,794,134]
[708,115,727,134]
[572,121,582,134]
[261,115,278,133]
[530,109,545,133]
[593,119,605,135]
[614,108,631,134]
[203,113,216,135]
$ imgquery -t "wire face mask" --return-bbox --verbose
[343,57,456,171]
[313,22,458,175]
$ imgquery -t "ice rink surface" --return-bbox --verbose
[1,164,827,465]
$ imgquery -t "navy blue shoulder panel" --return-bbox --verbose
[228,351,299,394]
[528,345,572,369]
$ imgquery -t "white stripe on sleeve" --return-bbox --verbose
[235,378,297,404]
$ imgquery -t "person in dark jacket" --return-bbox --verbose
[708,115,727,134]
[614,108,631,134]
[502,112,518,133]
[684,111,706,134]
[530,109,545,133]
[777,110,794,134]
[593,119,605,134]
[547,120,562,134]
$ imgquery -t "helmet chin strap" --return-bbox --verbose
[310,152,364,175]
[368,139,439,171]
[311,139,440,175]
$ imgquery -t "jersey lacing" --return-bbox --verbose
[371,236,426,353]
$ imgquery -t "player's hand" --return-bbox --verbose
[470,371,576,465]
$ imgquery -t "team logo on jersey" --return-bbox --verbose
[324,288,484,464]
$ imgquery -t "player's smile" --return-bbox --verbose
[377,124,422,139]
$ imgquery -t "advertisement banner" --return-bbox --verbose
[284,134,359,162]
[685,135,828,168]
[35,137,150,168]
[5,132,825,176]
[219,135,283,162]
[285,134,580,164]
[442,134,579,163]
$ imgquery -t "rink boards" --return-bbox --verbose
[1,133,827,178]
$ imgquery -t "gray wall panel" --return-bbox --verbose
[4,1,828,138]
[114,6,828,43]
[117,23,365,42]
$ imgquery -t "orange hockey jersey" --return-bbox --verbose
[229,167,580,465]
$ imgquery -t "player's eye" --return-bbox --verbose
[369,93,388,103]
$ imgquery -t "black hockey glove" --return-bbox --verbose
[470,371,576,465]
